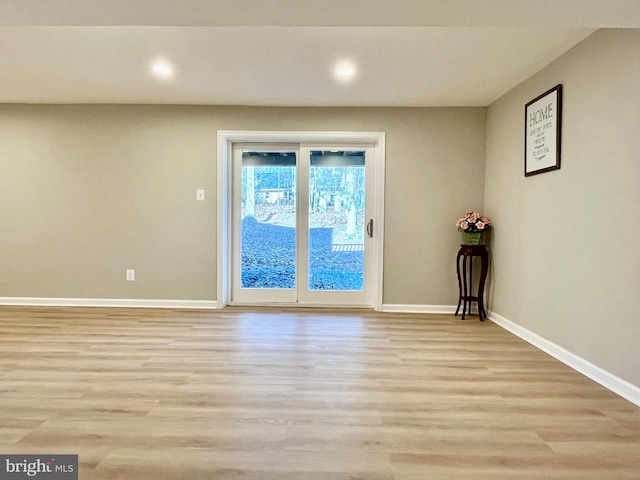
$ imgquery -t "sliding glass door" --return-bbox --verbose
[231,143,374,306]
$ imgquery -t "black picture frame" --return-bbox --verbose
[525,84,562,177]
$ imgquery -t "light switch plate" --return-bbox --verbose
[196,189,205,201]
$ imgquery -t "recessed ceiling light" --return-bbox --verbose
[336,66,355,77]
[151,61,173,78]
[334,61,357,81]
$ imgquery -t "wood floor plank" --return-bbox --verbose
[1,306,639,479]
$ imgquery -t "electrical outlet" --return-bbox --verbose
[196,189,205,201]
[126,269,135,281]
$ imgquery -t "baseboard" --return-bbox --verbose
[382,304,457,314]
[0,297,218,310]
[489,312,640,407]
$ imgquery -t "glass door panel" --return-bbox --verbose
[232,147,298,304]
[308,151,365,291]
[297,145,372,306]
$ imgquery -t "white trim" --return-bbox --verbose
[229,301,372,309]
[489,312,640,407]
[382,304,457,314]
[218,130,384,144]
[0,297,218,310]
[217,130,386,311]
[371,134,386,312]
[217,130,232,309]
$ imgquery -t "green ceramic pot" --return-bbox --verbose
[461,231,483,245]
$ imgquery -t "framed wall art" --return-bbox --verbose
[525,84,562,176]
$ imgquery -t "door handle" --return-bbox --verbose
[366,219,373,238]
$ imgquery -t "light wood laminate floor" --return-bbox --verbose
[0,306,638,479]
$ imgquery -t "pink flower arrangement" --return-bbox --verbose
[456,211,492,233]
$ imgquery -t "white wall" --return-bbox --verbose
[485,29,640,388]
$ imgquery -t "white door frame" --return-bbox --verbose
[217,130,386,311]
